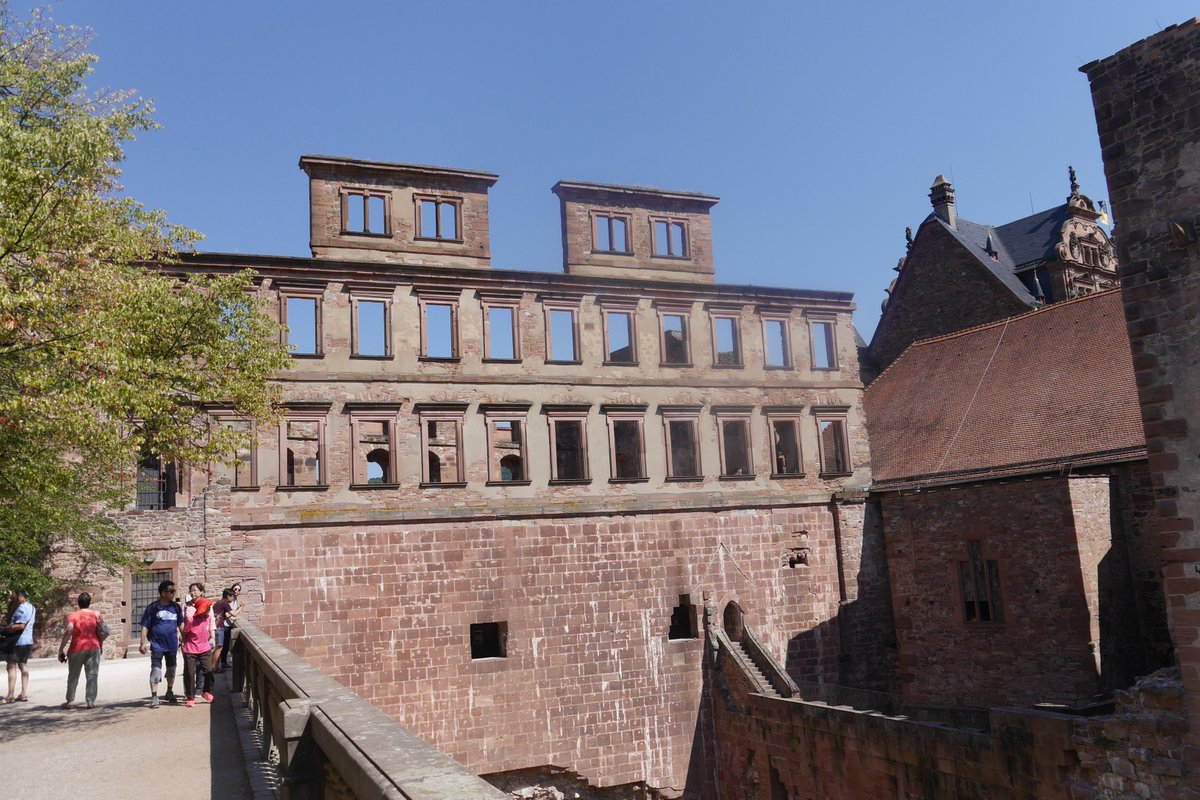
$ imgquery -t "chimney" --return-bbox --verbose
[929,175,956,228]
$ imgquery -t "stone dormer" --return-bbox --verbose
[551,180,719,282]
[299,155,498,267]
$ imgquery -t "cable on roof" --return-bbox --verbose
[930,317,1011,477]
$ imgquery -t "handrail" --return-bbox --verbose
[741,625,799,698]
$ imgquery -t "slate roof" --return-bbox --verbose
[864,289,1145,490]
[927,203,1074,306]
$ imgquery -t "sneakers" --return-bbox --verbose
[185,699,195,708]
[202,692,214,703]
[149,696,160,709]
[164,691,178,705]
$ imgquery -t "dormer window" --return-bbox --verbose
[592,213,631,254]
[651,218,688,258]
[341,190,389,235]
[415,196,461,241]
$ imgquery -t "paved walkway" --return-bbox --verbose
[0,656,253,800]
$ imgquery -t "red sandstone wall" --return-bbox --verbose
[256,503,847,794]
[881,476,1104,707]
[1083,17,1200,762]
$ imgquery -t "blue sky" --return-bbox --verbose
[31,1,1197,336]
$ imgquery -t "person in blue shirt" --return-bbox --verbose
[139,580,184,708]
[3,588,36,703]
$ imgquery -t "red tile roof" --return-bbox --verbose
[864,289,1145,490]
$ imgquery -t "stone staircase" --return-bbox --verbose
[736,640,781,697]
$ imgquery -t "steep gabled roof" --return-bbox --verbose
[865,289,1145,490]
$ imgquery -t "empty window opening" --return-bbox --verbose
[489,419,528,483]
[770,420,802,476]
[423,302,456,359]
[366,449,389,484]
[764,319,790,367]
[669,595,697,640]
[418,198,459,240]
[720,419,752,477]
[213,419,255,488]
[653,219,687,257]
[486,305,518,360]
[959,541,1004,623]
[713,316,741,366]
[422,416,462,484]
[612,419,644,479]
[354,420,392,485]
[136,452,175,510]
[661,313,689,365]
[343,192,387,235]
[817,418,850,475]
[285,420,322,486]
[355,300,387,357]
[552,419,587,481]
[605,310,636,364]
[667,419,700,478]
[470,621,507,659]
[547,308,578,362]
[286,296,319,355]
[593,214,629,254]
[811,320,837,369]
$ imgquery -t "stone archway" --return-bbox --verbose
[723,601,744,642]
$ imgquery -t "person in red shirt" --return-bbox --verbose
[57,592,105,709]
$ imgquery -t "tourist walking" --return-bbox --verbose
[57,592,106,709]
[2,588,36,704]
[139,580,184,708]
[222,582,243,669]
[211,588,234,673]
[181,596,215,707]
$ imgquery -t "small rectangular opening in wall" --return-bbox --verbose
[470,621,507,659]
[367,195,386,234]
[770,419,802,476]
[356,300,387,356]
[612,419,644,479]
[606,310,636,364]
[547,308,578,362]
[669,595,697,640]
[286,296,318,354]
[667,419,700,478]
[764,318,790,367]
[424,302,456,358]
[713,316,741,366]
[661,313,689,364]
[720,418,752,477]
[811,320,837,369]
[553,419,587,480]
[487,305,517,360]
[421,414,463,484]
[817,417,850,475]
[285,420,322,486]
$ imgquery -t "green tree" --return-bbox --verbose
[0,5,290,599]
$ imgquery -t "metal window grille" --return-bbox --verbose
[130,569,173,638]
[136,455,168,510]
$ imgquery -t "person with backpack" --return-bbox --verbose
[57,592,108,709]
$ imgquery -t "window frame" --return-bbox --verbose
[714,407,755,480]
[764,409,805,479]
[601,302,639,366]
[545,404,591,484]
[603,405,648,483]
[808,316,839,371]
[543,299,582,365]
[278,405,331,490]
[591,211,633,255]
[279,285,325,358]
[483,405,532,486]
[347,406,401,489]
[417,292,461,362]
[413,194,463,243]
[661,406,703,482]
[340,187,391,237]
[958,540,1006,625]
[813,408,852,477]
[349,289,392,359]
[481,295,522,363]
[650,216,689,259]
[709,309,744,368]
[761,314,793,370]
[415,404,468,487]
[208,410,258,490]
[657,305,692,367]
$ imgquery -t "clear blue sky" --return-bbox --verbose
[30,1,1197,337]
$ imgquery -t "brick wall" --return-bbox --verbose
[880,473,1163,708]
[254,502,850,794]
[867,220,1029,372]
[1083,16,1200,763]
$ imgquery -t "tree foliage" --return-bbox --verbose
[0,5,289,599]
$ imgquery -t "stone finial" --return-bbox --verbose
[905,226,914,252]
[1069,165,1079,196]
[929,176,956,228]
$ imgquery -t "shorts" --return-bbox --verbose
[214,627,226,647]
[149,650,178,684]
[5,645,32,665]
